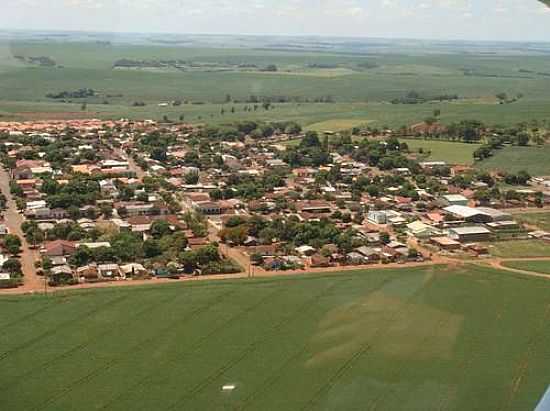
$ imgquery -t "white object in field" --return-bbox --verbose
[222,384,236,391]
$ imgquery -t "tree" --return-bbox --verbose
[69,246,93,267]
[100,204,113,218]
[4,234,22,255]
[300,131,321,148]
[515,132,530,146]
[151,220,172,238]
[25,228,44,247]
[380,232,391,245]
[112,232,142,261]
[2,258,22,276]
[42,257,53,271]
[183,171,199,184]
[517,170,531,185]
[220,226,248,245]
[151,147,167,162]
[496,92,508,102]
[251,253,264,266]
[143,239,162,258]
[408,248,419,259]
[533,191,544,208]
[179,250,198,273]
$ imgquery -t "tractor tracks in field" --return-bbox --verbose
[29,287,239,411]
[300,275,435,411]
[95,285,288,410]
[164,278,352,411]
[499,301,550,411]
[0,292,131,363]
[0,287,189,387]
[235,275,398,411]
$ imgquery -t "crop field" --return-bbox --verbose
[514,212,550,231]
[403,138,479,165]
[477,146,550,176]
[1,264,550,411]
[503,260,550,275]
[489,239,550,258]
[305,118,372,132]
[1,40,550,126]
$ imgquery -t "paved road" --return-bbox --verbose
[0,167,44,292]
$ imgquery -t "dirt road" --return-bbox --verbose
[117,149,146,179]
[0,167,45,292]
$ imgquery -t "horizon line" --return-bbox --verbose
[1,28,550,46]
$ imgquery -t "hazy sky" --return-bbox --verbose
[2,0,550,41]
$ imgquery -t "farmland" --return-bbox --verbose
[2,37,550,127]
[489,239,550,258]
[1,264,550,411]
[503,260,550,274]
[476,146,550,176]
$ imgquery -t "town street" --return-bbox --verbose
[0,166,45,292]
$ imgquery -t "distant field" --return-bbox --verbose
[305,118,372,132]
[3,99,550,130]
[2,41,550,127]
[489,239,550,258]
[503,260,550,275]
[1,264,550,411]
[404,138,479,165]
[514,212,550,231]
[477,146,550,176]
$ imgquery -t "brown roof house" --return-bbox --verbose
[42,240,77,257]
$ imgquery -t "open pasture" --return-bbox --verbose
[404,138,480,165]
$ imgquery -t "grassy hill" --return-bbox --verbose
[1,265,549,410]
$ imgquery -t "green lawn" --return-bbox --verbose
[403,138,480,165]
[503,260,550,275]
[489,239,550,258]
[477,146,550,176]
[514,212,550,231]
[1,265,549,411]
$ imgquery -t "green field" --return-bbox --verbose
[477,146,550,176]
[1,265,550,410]
[404,139,479,165]
[305,118,372,132]
[2,40,550,127]
[489,239,550,258]
[503,260,550,274]
[514,212,550,231]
